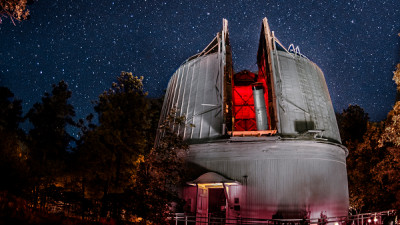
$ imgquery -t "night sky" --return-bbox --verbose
[1,0,399,136]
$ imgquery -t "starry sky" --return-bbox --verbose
[0,0,399,131]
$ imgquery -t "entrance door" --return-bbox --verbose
[196,188,208,224]
[208,188,226,224]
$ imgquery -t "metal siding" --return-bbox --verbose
[178,64,190,136]
[188,140,349,219]
[192,58,208,139]
[171,67,182,133]
[273,51,341,142]
[201,54,220,138]
[226,185,242,219]
[187,59,200,138]
[163,72,177,123]
[159,78,173,123]
[205,54,223,137]
[315,65,341,141]
[199,57,211,139]
[278,53,309,135]
[301,60,322,131]
[190,60,202,139]
[182,60,195,139]
[270,45,283,133]
[174,66,185,136]
[161,53,224,140]
[205,53,223,139]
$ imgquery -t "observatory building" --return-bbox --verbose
[159,18,349,221]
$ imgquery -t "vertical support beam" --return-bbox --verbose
[220,18,228,135]
[222,18,233,133]
[222,183,230,220]
[271,31,283,132]
[195,184,199,220]
[258,17,279,132]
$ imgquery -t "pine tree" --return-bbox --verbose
[26,80,75,207]
[130,108,188,224]
[336,104,369,145]
[0,86,27,194]
[77,72,153,221]
[76,72,188,223]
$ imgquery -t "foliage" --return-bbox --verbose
[130,108,188,224]
[393,63,400,93]
[374,61,400,210]
[76,72,161,222]
[372,145,400,210]
[0,0,32,25]
[346,122,393,212]
[342,59,400,212]
[381,60,400,146]
[75,73,188,223]
[0,191,101,225]
[0,86,23,131]
[26,80,76,207]
[337,104,396,212]
[0,72,187,223]
[94,71,151,189]
[381,102,400,146]
[0,87,28,194]
[26,80,75,174]
[336,104,369,145]
[336,104,389,212]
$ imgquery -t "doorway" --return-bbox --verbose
[208,188,227,223]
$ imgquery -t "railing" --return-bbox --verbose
[170,210,397,225]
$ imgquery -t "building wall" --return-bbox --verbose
[272,51,341,142]
[160,52,224,140]
[188,138,349,219]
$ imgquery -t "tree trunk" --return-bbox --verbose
[81,176,85,220]
[100,182,109,218]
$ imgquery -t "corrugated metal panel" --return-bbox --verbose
[273,51,341,142]
[160,52,225,140]
[188,139,349,219]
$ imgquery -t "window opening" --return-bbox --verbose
[229,61,277,136]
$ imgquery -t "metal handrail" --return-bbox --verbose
[170,210,397,225]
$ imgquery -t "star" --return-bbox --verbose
[0,0,398,126]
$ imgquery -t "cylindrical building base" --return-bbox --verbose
[185,137,349,220]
